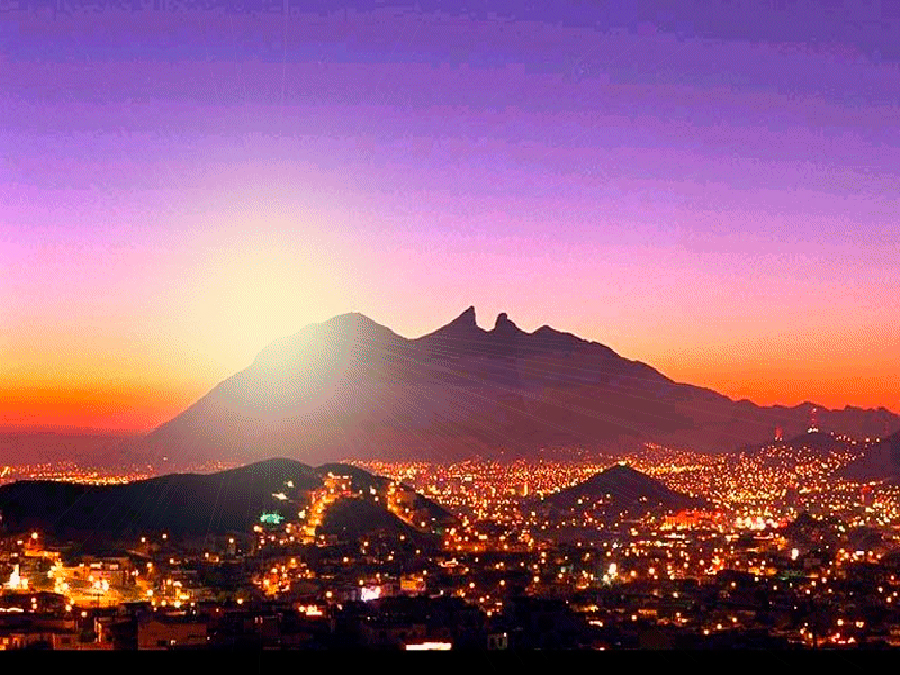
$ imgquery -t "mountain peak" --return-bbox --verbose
[445,305,481,332]
[492,312,523,335]
[324,312,377,330]
[251,312,397,370]
[530,323,588,351]
[418,305,484,342]
[540,462,709,511]
[320,312,400,341]
[458,305,477,325]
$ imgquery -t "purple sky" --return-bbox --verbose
[1,1,899,430]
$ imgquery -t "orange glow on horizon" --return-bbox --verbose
[0,382,199,433]
[2,299,897,432]
[1,357,896,434]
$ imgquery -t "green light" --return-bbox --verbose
[260,512,284,525]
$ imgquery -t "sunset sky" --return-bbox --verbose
[2,1,898,432]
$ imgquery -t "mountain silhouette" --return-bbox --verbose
[840,431,900,481]
[536,463,708,513]
[122,308,899,467]
[0,458,455,542]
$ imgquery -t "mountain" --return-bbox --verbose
[0,458,455,542]
[536,463,708,513]
[123,307,899,467]
[741,430,851,455]
[839,431,900,481]
[780,431,847,453]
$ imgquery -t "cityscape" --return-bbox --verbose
[2,0,899,655]
[3,424,900,650]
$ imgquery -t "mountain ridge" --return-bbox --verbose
[121,307,899,468]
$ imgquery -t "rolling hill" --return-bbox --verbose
[840,431,900,482]
[536,463,709,514]
[0,458,455,542]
